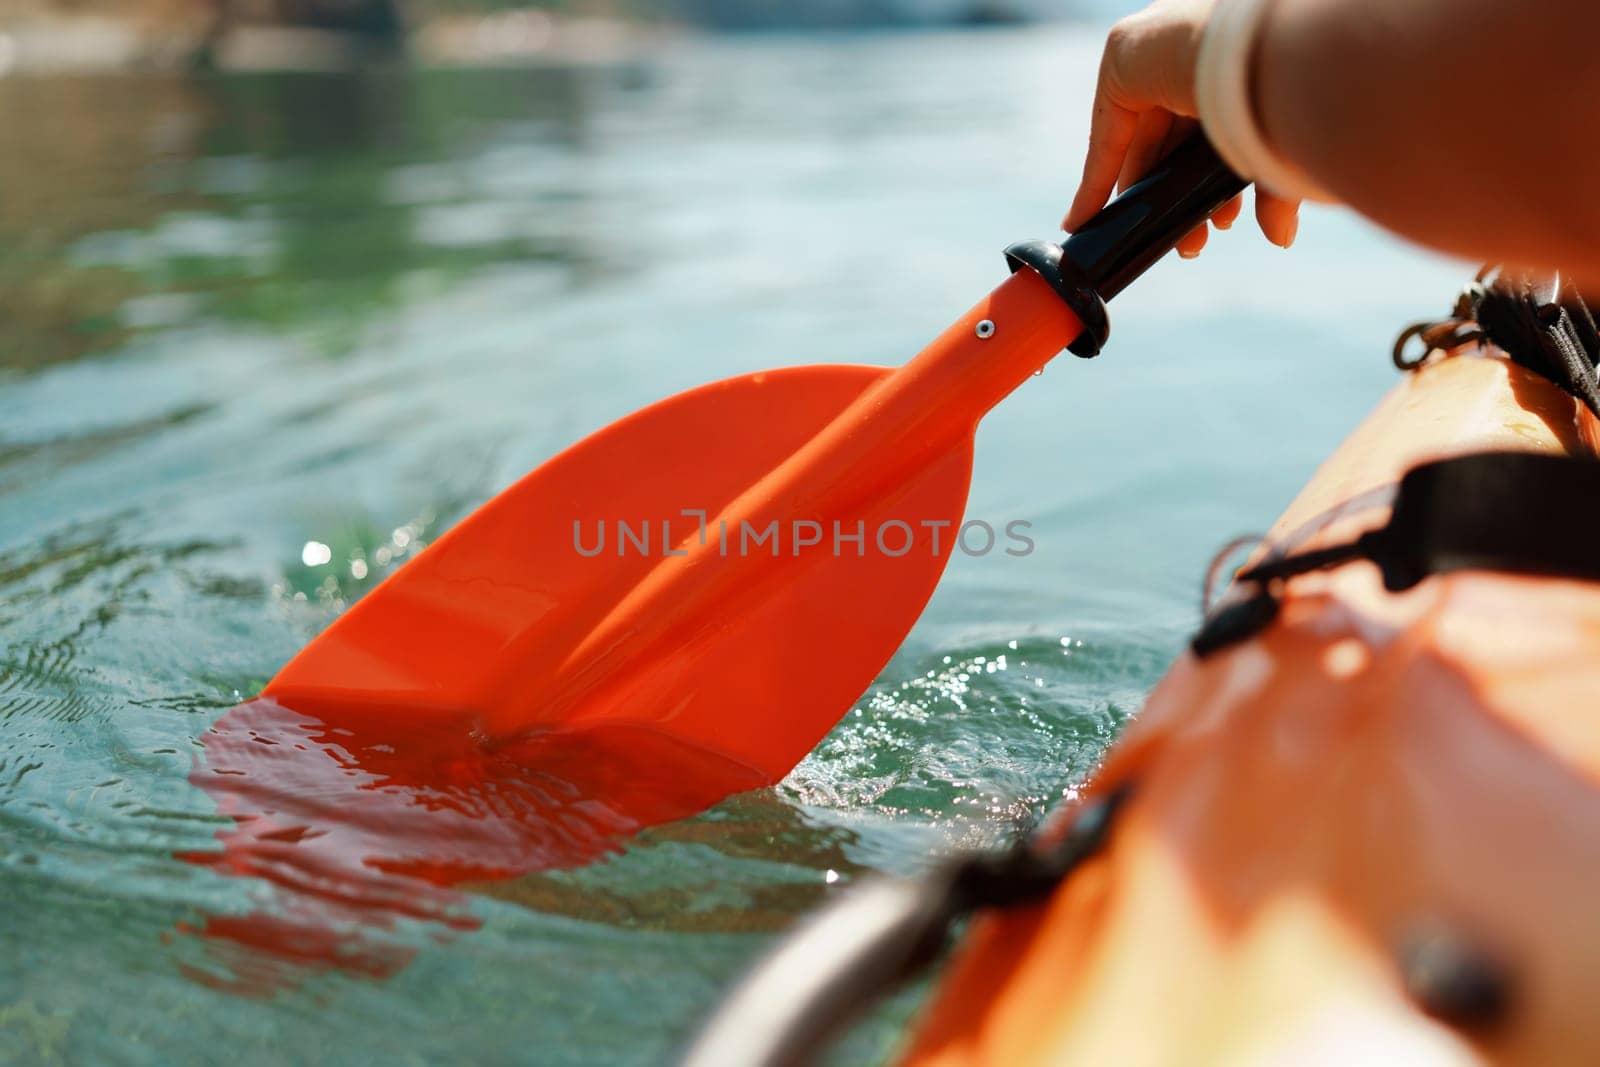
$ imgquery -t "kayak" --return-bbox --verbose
[896,345,1600,1066]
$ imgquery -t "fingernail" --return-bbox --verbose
[1214,217,1233,231]
[1281,216,1300,248]
[1179,248,1200,260]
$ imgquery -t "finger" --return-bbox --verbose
[1212,194,1244,230]
[1176,223,1210,259]
[1064,92,1139,232]
[1117,109,1173,193]
[1255,190,1302,248]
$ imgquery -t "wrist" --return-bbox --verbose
[1195,0,1332,202]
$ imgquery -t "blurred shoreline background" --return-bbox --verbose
[0,0,1080,76]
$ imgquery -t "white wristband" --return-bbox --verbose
[1195,0,1331,202]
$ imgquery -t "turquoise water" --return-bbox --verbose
[0,26,1467,1066]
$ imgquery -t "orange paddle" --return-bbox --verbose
[186,139,1245,961]
[267,135,1242,775]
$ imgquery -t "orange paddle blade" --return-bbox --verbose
[261,362,973,776]
[264,268,1079,777]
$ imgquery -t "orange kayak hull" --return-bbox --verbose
[900,351,1600,1067]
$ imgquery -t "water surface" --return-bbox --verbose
[0,26,1466,1065]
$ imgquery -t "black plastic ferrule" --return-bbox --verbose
[1004,239,1111,358]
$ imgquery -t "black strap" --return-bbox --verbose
[1394,266,1600,416]
[1194,451,1600,656]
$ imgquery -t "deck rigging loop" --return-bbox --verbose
[1393,266,1600,417]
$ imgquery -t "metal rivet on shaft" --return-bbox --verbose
[975,319,996,339]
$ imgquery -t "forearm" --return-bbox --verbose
[1257,0,1600,283]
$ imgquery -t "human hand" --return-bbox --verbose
[1062,0,1301,257]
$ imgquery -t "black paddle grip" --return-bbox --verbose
[1006,133,1247,356]
[1066,132,1248,300]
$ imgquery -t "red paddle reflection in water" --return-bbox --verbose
[180,697,769,992]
